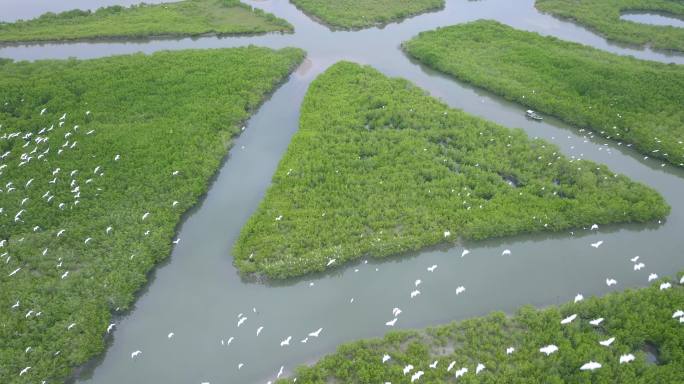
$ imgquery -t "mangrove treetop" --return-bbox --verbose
[0,46,304,384]
[403,20,684,168]
[233,61,668,280]
[290,0,444,30]
[536,0,684,52]
[0,0,293,43]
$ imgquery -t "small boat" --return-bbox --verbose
[526,109,543,121]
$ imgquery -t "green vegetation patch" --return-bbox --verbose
[0,46,304,383]
[0,0,294,43]
[536,0,684,52]
[279,274,684,383]
[289,0,444,30]
[403,20,684,168]
[233,62,668,280]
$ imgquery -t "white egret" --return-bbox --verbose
[385,318,398,327]
[502,249,511,256]
[392,308,402,317]
[506,347,515,355]
[238,363,244,370]
[410,290,420,298]
[590,240,603,248]
[461,249,470,257]
[131,350,142,358]
[443,231,450,238]
[326,258,336,266]
[277,366,284,378]
[574,294,584,303]
[19,367,31,376]
[673,310,684,318]
[619,354,635,364]
[590,224,599,230]
[308,328,323,338]
[456,286,466,295]
[454,367,468,378]
[606,278,617,286]
[382,354,391,363]
[410,371,424,382]
[107,323,115,333]
[599,337,615,346]
[447,361,456,372]
[237,316,247,327]
[476,363,485,374]
[648,273,658,282]
[142,212,150,220]
[280,336,292,346]
[660,282,672,290]
[427,264,437,272]
[540,345,558,355]
[589,318,604,326]
[402,364,414,375]
[580,361,601,371]
[429,360,438,369]
[415,279,421,287]
[630,256,639,263]
[634,263,645,271]
[561,314,577,324]
[9,267,20,277]
[168,332,174,339]
[67,323,76,330]
[256,326,264,336]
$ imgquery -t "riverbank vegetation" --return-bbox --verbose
[403,20,684,168]
[233,62,669,280]
[0,46,304,383]
[536,0,684,52]
[278,273,684,383]
[0,0,293,43]
[290,0,444,30]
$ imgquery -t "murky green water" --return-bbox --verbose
[1,1,683,383]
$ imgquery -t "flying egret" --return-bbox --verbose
[410,290,420,298]
[107,323,115,333]
[9,267,20,277]
[447,361,456,372]
[392,308,402,317]
[19,367,31,376]
[415,279,421,287]
[277,366,284,378]
[238,363,244,370]
[606,278,617,287]
[402,364,414,375]
[630,256,640,263]
[61,271,69,279]
[454,367,468,378]
[429,360,438,369]
[634,262,645,271]
[461,249,470,257]
[280,336,292,346]
[410,371,424,382]
[237,316,247,327]
[574,294,584,303]
[590,241,603,248]
[326,258,336,266]
[660,282,672,290]
[599,337,615,346]
[476,363,485,374]
[561,314,578,324]
[67,323,76,330]
[502,249,511,256]
[580,361,601,371]
[131,350,142,358]
[673,310,684,318]
[590,224,599,230]
[456,286,466,295]
[619,354,635,364]
[308,328,323,338]
[506,347,515,355]
[168,332,174,339]
[427,264,437,272]
[540,345,559,355]
[142,212,150,220]
[589,318,604,326]
[385,318,398,327]
[648,273,658,282]
[443,231,450,238]
[680,275,684,284]
[382,354,391,363]
[256,326,264,336]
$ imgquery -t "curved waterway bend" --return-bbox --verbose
[1,1,683,383]
[621,12,684,28]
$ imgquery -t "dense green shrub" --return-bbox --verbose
[279,273,684,383]
[0,0,294,43]
[0,46,304,383]
[536,0,684,52]
[289,0,444,29]
[233,61,669,280]
[403,20,684,168]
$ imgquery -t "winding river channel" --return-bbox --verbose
[2,1,683,383]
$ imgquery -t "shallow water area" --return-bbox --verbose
[1,1,683,383]
[621,12,684,28]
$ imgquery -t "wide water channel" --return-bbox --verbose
[2,1,683,383]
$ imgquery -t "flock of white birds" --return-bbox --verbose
[5,106,683,384]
